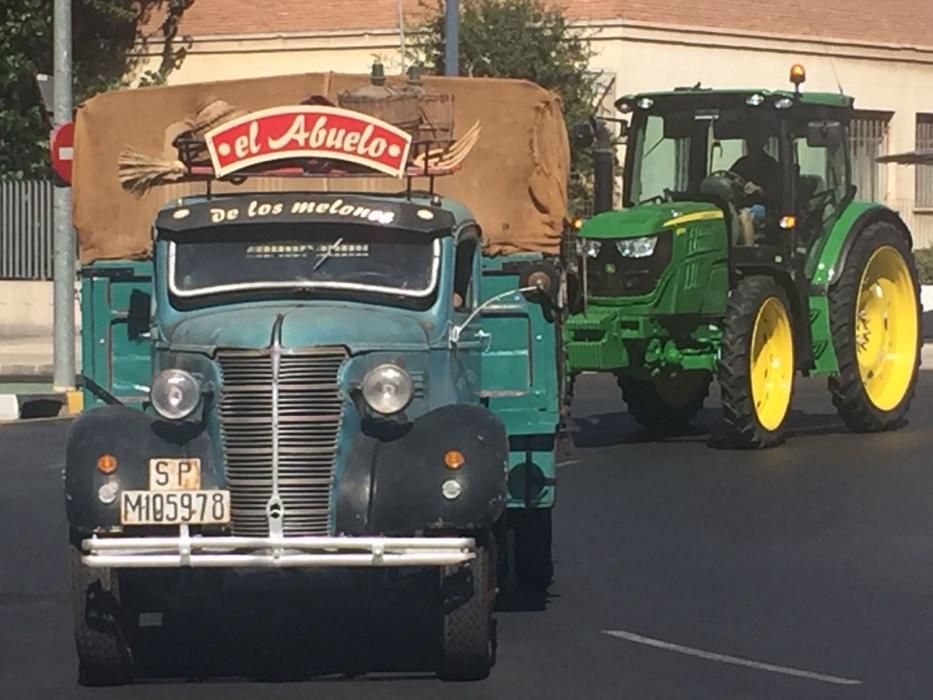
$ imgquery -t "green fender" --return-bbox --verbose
[804,201,913,375]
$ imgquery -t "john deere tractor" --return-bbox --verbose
[566,65,921,447]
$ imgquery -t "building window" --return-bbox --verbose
[849,111,890,201]
[916,115,933,208]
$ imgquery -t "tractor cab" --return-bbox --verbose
[618,71,851,252]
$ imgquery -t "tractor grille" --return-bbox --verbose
[216,348,347,536]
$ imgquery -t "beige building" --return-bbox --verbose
[136,0,933,246]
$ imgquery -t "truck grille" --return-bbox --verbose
[216,348,347,536]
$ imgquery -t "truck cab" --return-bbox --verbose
[67,185,563,683]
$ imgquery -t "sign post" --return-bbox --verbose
[445,0,459,76]
[53,0,76,391]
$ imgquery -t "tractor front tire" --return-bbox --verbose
[828,222,920,432]
[719,276,796,448]
[618,371,711,433]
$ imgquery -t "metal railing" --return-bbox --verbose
[0,179,54,280]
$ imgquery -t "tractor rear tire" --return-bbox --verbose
[719,276,796,448]
[438,544,496,681]
[618,371,711,433]
[828,222,920,432]
[71,544,136,686]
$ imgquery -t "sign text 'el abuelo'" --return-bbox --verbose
[204,106,414,178]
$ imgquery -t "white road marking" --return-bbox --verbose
[603,629,862,687]
[556,459,581,468]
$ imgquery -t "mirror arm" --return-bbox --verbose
[449,286,537,346]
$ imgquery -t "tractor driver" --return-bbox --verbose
[730,133,780,245]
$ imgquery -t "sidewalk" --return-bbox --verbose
[0,333,81,378]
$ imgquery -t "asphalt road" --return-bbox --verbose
[3,373,933,699]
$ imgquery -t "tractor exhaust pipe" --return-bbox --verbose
[593,120,614,215]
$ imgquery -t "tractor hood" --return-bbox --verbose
[580,202,722,239]
[163,304,434,353]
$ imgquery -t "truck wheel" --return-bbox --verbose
[438,544,496,681]
[511,508,554,594]
[828,222,920,431]
[618,371,711,432]
[70,544,136,686]
[719,276,795,448]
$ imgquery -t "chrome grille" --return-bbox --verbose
[217,348,347,536]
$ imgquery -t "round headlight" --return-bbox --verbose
[151,369,201,420]
[362,364,413,415]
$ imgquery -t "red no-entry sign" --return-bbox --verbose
[50,121,74,186]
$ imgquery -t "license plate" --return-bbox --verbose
[121,490,231,525]
[149,458,202,491]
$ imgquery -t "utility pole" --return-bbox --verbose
[444,0,459,76]
[53,0,75,391]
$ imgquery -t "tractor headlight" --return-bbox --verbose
[578,239,602,258]
[615,236,658,258]
[362,364,413,415]
[150,369,201,421]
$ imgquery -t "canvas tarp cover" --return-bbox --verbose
[72,72,570,263]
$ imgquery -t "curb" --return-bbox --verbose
[0,390,83,422]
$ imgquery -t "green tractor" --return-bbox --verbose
[566,65,921,447]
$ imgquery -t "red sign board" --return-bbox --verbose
[204,106,413,178]
[50,121,74,185]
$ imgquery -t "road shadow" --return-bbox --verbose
[130,569,444,683]
[570,406,865,450]
[126,563,552,684]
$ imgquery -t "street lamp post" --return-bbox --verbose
[52,0,75,391]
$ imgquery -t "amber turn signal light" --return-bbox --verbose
[96,454,118,474]
[444,450,465,470]
[779,215,796,230]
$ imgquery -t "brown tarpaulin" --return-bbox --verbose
[72,72,569,263]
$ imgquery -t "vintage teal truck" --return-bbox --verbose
[63,77,569,684]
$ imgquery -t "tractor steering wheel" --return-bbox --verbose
[701,170,748,203]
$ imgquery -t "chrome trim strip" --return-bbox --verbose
[267,315,285,537]
[167,239,441,299]
[81,534,476,569]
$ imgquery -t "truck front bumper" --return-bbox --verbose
[81,528,475,569]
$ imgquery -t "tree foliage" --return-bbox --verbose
[412,0,601,214]
[0,0,193,180]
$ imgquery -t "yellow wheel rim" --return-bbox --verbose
[750,297,794,431]
[855,246,918,411]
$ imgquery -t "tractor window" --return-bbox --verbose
[630,114,691,204]
[794,137,847,225]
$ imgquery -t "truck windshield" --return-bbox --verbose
[168,223,440,300]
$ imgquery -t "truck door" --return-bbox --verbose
[80,261,153,410]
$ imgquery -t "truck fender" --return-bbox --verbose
[335,404,509,536]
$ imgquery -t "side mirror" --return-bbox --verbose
[570,120,595,149]
[807,121,845,148]
[127,289,152,340]
[519,261,561,308]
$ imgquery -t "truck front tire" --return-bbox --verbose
[70,544,136,686]
[438,544,496,681]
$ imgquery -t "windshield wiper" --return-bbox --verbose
[312,237,344,272]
